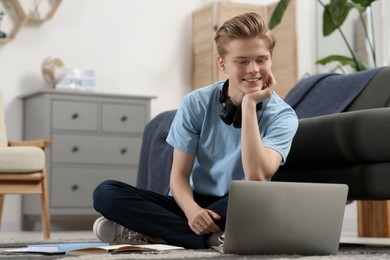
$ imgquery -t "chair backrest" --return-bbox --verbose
[0,90,8,147]
[136,110,177,195]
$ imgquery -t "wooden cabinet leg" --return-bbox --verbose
[357,200,390,237]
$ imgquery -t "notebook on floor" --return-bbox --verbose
[215,181,348,255]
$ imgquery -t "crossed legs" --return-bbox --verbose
[93,180,228,249]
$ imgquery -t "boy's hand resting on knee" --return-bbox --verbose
[187,207,221,235]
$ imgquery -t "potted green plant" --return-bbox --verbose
[269,0,377,71]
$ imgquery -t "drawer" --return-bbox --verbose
[52,100,98,131]
[52,134,141,165]
[102,103,146,133]
[50,167,137,208]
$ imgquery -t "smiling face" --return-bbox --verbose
[217,36,272,103]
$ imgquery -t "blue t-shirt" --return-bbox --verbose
[166,80,298,196]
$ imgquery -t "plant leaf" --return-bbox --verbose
[268,0,291,30]
[323,0,353,36]
[349,0,376,13]
[316,55,367,71]
[352,0,377,9]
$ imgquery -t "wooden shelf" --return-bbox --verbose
[0,0,62,43]
[0,0,27,43]
[19,0,62,23]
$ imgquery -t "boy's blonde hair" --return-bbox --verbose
[214,12,275,59]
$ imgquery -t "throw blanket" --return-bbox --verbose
[284,67,384,118]
[136,110,177,195]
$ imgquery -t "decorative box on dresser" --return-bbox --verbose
[21,90,155,230]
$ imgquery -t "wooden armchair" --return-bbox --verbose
[0,91,51,239]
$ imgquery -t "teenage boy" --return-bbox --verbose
[92,12,298,249]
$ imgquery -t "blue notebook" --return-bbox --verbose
[5,242,109,254]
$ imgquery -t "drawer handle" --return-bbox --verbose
[120,148,127,154]
[121,116,128,122]
[71,184,79,191]
[71,146,79,153]
[72,113,79,120]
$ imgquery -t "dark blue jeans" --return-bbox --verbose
[93,180,228,249]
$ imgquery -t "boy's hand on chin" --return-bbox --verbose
[262,71,277,90]
[243,86,273,106]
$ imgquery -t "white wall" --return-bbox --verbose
[1,0,316,231]
[372,0,390,67]
[0,0,206,231]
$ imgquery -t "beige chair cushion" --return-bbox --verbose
[0,147,45,172]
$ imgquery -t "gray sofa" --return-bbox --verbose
[137,67,390,200]
[272,67,390,200]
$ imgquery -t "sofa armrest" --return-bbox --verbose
[283,107,390,168]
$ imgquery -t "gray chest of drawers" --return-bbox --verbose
[21,90,154,220]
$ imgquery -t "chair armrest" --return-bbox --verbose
[9,139,52,149]
[283,107,390,168]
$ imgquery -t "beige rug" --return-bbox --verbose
[1,238,390,259]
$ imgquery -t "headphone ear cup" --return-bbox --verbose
[233,107,242,128]
[220,103,237,125]
[219,79,264,128]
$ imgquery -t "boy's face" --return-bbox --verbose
[217,37,272,98]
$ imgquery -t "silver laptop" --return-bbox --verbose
[218,181,348,255]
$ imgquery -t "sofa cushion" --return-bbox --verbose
[284,68,383,119]
[346,67,390,111]
[273,163,390,200]
[0,146,45,172]
[281,107,390,166]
